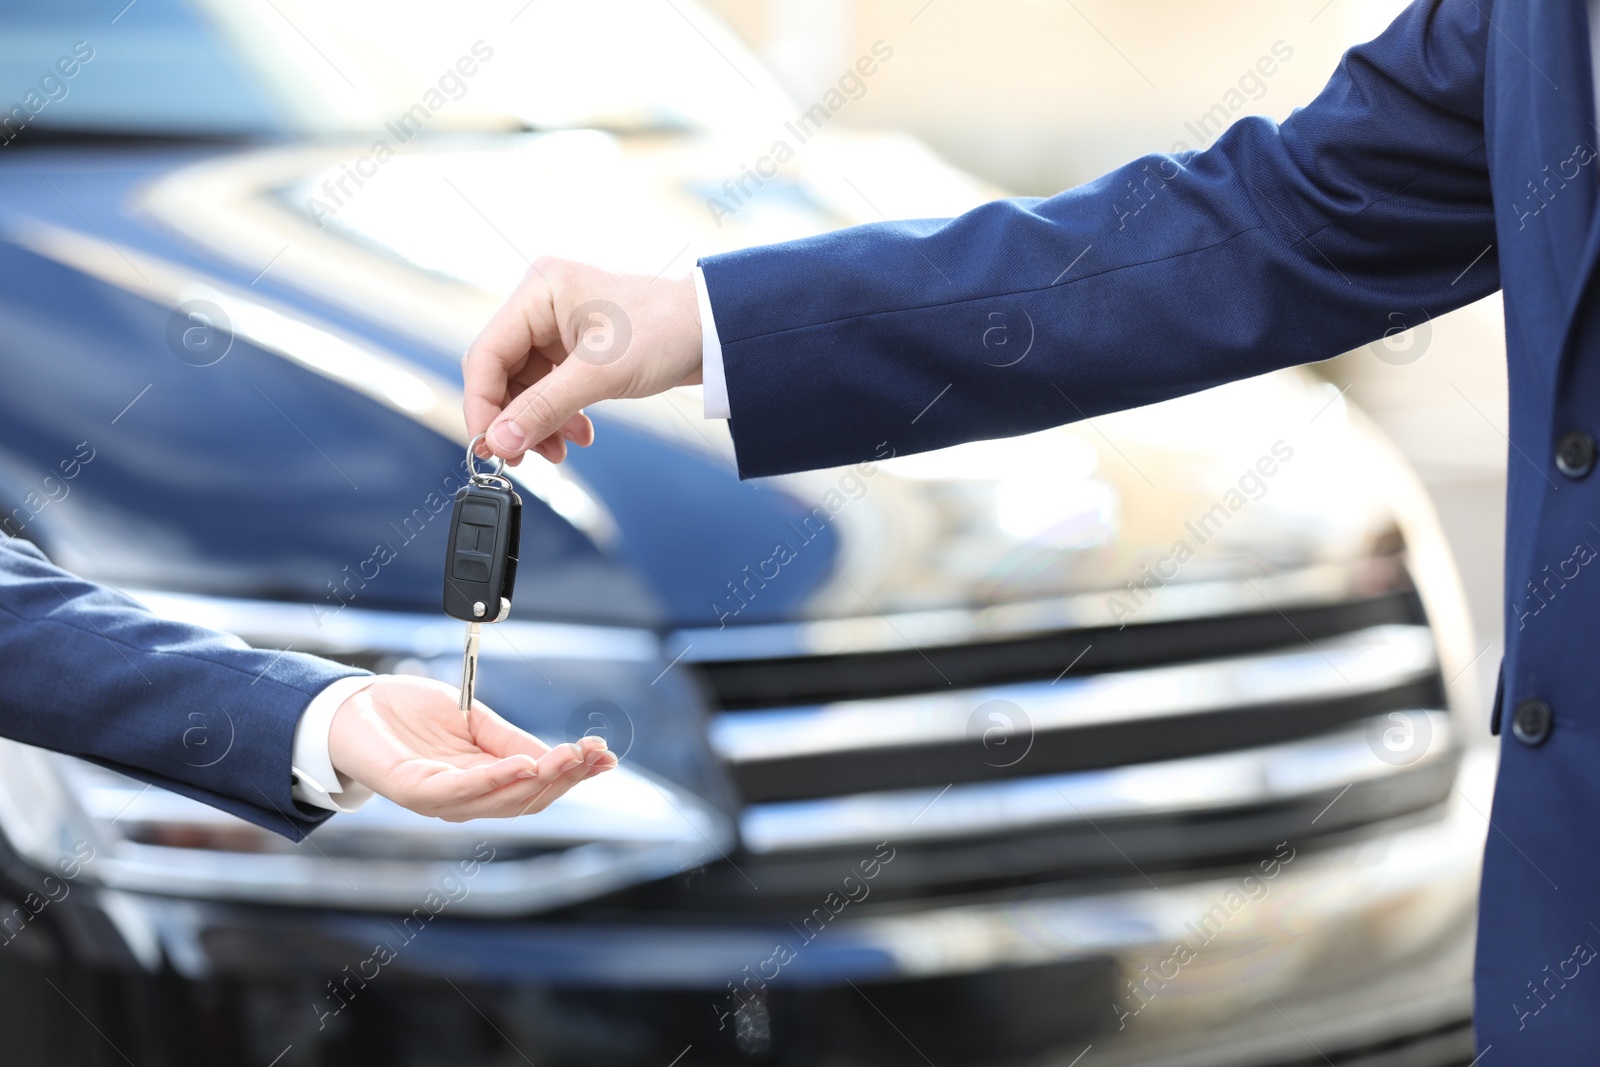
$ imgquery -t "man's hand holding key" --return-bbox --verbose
[463,258,703,464]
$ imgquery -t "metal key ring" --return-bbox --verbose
[465,433,509,486]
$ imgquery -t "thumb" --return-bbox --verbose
[486,358,606,460]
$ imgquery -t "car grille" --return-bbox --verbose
[648,576,1459,910]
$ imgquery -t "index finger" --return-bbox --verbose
[462,269,561,441]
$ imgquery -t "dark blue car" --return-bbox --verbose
[0,2,1491,1064]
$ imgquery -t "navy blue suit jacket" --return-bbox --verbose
[0,537,361,839]
[702,0,1598,1054]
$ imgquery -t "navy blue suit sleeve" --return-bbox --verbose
[0,537,367,840]
[700,0,1498,478]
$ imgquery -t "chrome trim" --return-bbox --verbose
[781,748,1486,979]
[674,561,1398,662]
[109,752,1479,1064]
[123,588,660,663]
[739,711,1452,853]
[4,218,618,546]
[127,750,1486,1004]
[710,624,1435,763]
[0,741,732,915]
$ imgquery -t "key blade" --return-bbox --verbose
[459,621,482,715]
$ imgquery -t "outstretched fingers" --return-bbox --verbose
[414,753,540,814]
[434,742,616,821]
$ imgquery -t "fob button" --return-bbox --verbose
[461,503,499,526]
[451,500,501,582]
[452,532,496,580]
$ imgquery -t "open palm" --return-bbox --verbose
[327,676,615,821]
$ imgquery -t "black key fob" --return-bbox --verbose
[443,479,521,623]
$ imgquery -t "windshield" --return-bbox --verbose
[0,0,793,139]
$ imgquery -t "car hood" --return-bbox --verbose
[1,133,1409,629]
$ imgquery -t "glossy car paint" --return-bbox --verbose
[0,5,1485,1063]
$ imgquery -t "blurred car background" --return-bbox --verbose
[0,1,1500,1065]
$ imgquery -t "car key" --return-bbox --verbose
[443,435,522,714]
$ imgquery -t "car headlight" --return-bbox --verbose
[0,593,733,915]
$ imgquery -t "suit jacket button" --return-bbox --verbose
[1555,431,1595,478]
[1511,698,1552,746]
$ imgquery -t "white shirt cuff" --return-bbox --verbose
[695,264,730,419]
[291,674,378,814]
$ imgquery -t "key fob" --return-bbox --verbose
[443,481,521,623]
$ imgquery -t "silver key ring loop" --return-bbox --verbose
[465,433,512,488]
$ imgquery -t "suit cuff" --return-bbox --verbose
[695,264,730,419]
[291,675,377,813]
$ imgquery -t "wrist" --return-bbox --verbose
[325,682,378,784]
[292,674,377,813]
[669,271,704,386]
